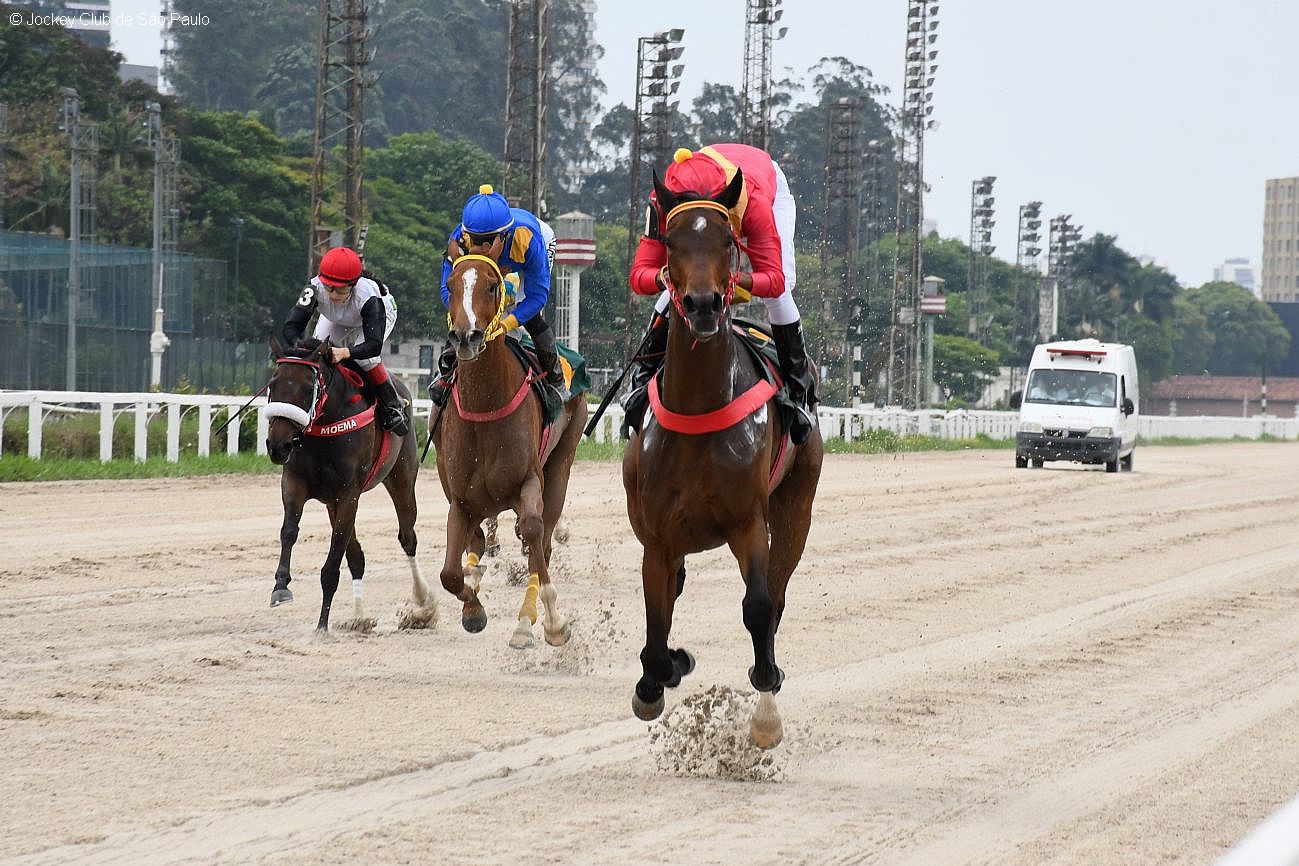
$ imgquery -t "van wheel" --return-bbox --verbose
[1031,458,1044,468]
[1015,455,1028,469]
[1105,458,1119,473]
[1121,452,1133,472]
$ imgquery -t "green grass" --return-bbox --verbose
[0,451,279,482]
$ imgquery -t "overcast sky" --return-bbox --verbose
[111,0,1299,289]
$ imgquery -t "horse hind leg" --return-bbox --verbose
[316,499,360,632]
[439,505,487,633]
[511,476,570,649]
[385,472,438,630]
[336,533,377,634]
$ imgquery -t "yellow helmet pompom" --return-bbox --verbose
[479,183,494,195]
[673,147,693,164]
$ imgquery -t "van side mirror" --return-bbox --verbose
[1009,389,1022,409]
[1122,397,1135,416]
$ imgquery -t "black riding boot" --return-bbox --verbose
[524,316,563,390]
[619,311,669,440]
[425,341,456,432]
[373,377,410,437]
[772,320,818,445]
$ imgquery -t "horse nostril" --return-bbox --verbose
[710,292,723,314]
[468,329,485,346]
[682,295,697,315]
[449,332,462,346]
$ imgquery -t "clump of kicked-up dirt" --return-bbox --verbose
[649,684,787,782]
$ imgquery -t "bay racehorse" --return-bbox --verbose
[264,338,438,631]
[436,236,588,648]
[622,170,824,748]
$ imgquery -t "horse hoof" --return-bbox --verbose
[544,621,572,647]
[462,608,488,633]
[509,622,535,649]
[632,692,665,721]
[672,648,696,677]
[269,588,293,607]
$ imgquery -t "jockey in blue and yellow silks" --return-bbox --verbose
[429,184,561,410]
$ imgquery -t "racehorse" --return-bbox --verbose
[264,338,438,632]
[622,170,824,748]
[436,235,588,648]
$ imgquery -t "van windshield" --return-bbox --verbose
[1025,369,1117,407]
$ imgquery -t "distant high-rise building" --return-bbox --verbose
[10,0,110,48]
[1214,257,1257,295]
[1262,177,1299,302]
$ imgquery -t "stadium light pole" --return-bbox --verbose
[966,176,995,341]
[232,216,244,343]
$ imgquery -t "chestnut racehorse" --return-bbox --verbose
[435,236,587,649]
[622,170,823,748]
[264,338,438,632]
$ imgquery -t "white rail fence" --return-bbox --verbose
[3,390,1298,462]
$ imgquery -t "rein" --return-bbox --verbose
[446,254,509,343]
[660,200,743,319]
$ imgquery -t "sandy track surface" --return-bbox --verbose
[3,444,1298,865]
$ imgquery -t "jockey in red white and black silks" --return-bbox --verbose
[282,246,410,436]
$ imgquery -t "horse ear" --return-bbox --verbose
[652,171,679,217]
[445,236,462,263]
[269,335,286,359]
[715,167,744,211]
[487,233,505,261]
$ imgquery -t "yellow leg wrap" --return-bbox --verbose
[465,551,480,569]
[519,573,540,625]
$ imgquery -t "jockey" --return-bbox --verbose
[428,185,561,414]
[623,143,818,443]
[282,246,410,437]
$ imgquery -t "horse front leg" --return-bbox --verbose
[271,475,309,607]
[510,475,570,649]
[633,551,694,721]
[316,497,359,632]
[729,516,783,749]
[439,503,486,633]
[385,467,438,630]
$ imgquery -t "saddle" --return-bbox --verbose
[731,318,809,441]
[433,335,590,429]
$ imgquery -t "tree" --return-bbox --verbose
[1182,281,1290,375]
[932,334,999,405]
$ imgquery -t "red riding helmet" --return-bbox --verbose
[318,247,362,287]
[663,147,728,197]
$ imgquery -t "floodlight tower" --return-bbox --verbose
[888,0,938,406]
[59,87,98,391]
[308,0,373,275]
[503,0,549,215]
[819,97,861,400]
[625,29,684,273]
[1011,200,1042,374]
[740,0,786,151]
[965,175,995,341]
[1042,213,1083,340]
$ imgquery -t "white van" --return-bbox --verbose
[1015,339,1139,472]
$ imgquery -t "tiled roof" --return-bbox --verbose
[1153,375,1299,400]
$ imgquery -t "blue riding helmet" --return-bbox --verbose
[461,184,515,235]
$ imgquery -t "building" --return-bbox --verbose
[1261,176,1299,302]
[9,0,110,48]
[1214,256,1257,295]
[1149,374,1299,418]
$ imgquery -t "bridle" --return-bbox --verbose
[660,199,743,319]
[264,357,329,440]
[446,253,509,348]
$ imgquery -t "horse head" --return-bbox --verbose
[444,234,510,363]
[652,168,744,340]
[265,336,332,464]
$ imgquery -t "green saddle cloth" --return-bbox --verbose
[506,334,591,426]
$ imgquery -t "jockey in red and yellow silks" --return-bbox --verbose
[622,143,816,443]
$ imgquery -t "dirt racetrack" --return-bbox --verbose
[4,443,1299,865]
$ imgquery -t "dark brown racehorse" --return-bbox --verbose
[622,170,824,748]
[436,236,588,648]
[265,338,438,631]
